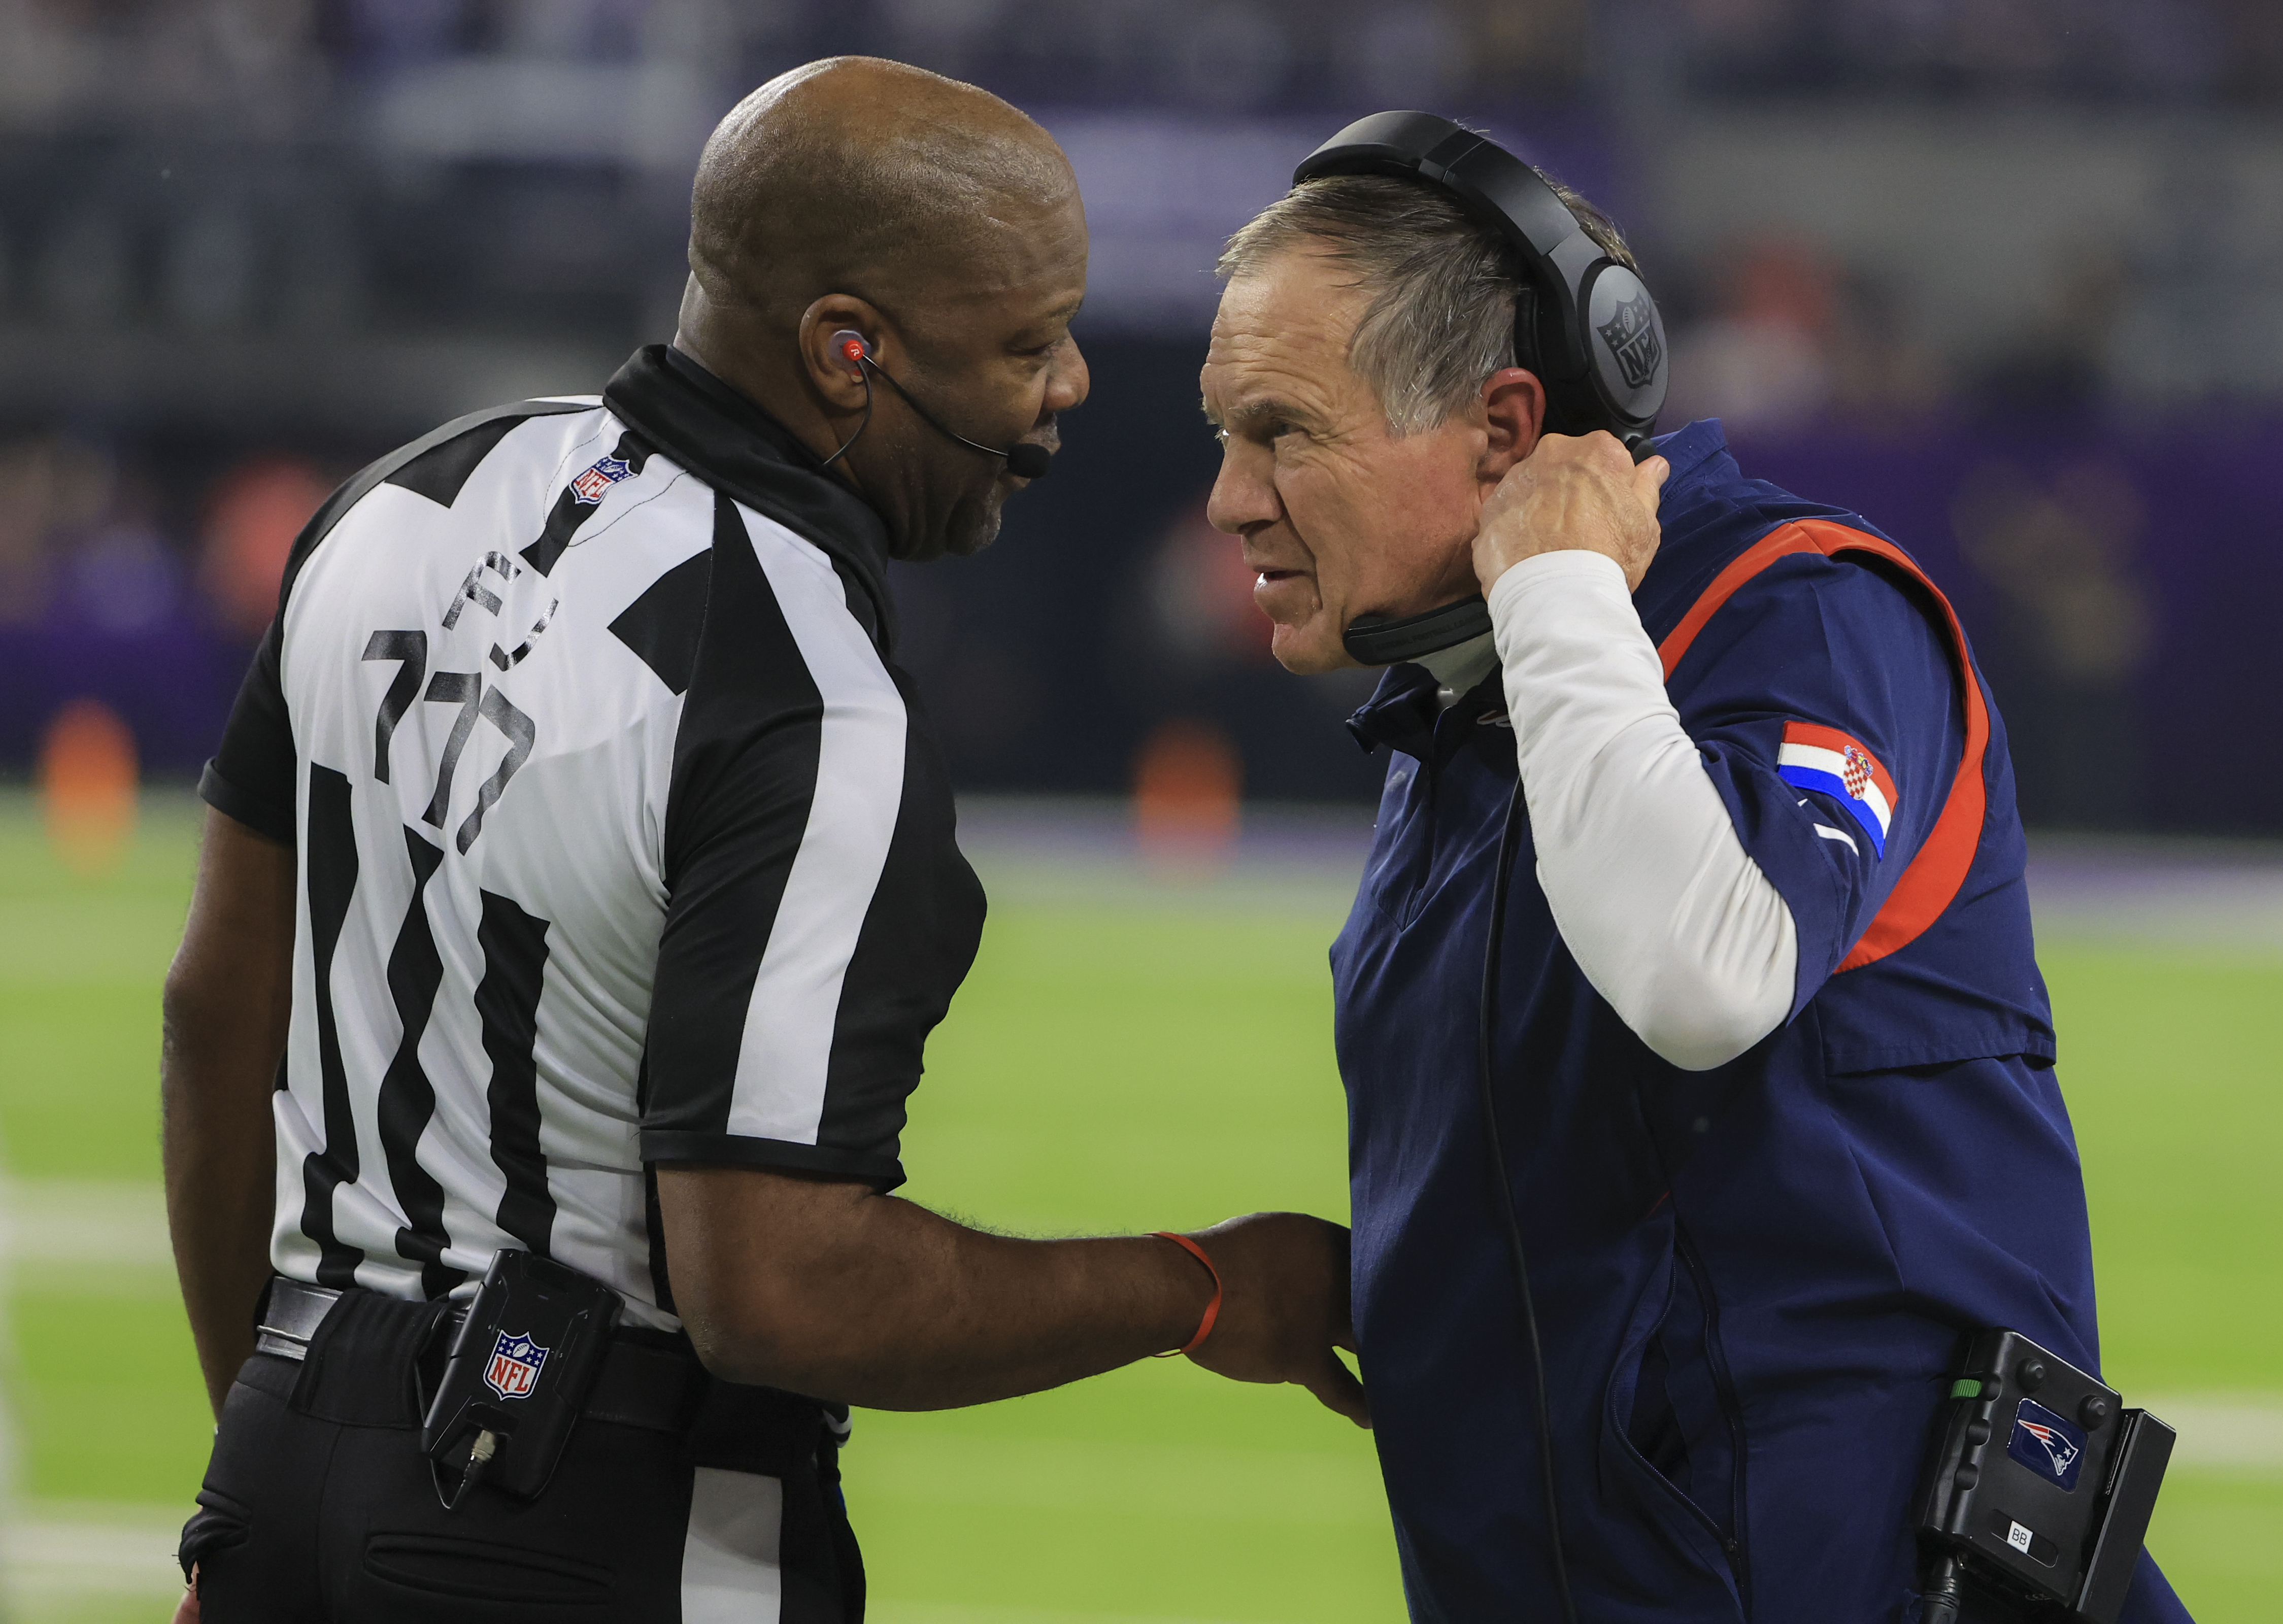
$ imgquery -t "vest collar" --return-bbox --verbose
[1650,417,1733,485]
[1346,659,1509,762]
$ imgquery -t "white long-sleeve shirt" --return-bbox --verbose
[1483,551,1798,1070]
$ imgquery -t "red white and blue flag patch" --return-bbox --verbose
[1777,722,1896,857]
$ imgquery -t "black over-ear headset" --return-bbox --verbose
[1292,111,1670,667]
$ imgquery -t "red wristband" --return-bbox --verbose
[1149,1231,1223,1357]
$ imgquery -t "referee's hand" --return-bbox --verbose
[1179,1212,1369,1427]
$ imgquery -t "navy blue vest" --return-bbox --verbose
[1330,421,2188,1623]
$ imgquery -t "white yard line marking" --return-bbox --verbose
[4,1506,187,1600]
[0,1173,2274,1624]
[2141,1397,2283,1474]
[1,1179,171,1269]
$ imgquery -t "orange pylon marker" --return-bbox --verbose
[39,698,139,879]
[1133,718,1241,874]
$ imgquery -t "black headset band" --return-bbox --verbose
[1293,111,1668,448]
[1295,116,1597,383]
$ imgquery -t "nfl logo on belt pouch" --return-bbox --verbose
[483,1330,549,1400]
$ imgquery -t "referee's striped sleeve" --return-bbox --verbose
[641,495,925,1187]
[201,614,297,844]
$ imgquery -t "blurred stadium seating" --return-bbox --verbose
[3,0,2281,822]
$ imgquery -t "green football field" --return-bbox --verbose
[0,791,2275,1621]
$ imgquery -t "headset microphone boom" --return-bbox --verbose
[820,329,1053,480]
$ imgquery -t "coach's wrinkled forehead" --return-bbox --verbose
[687,56,1079,331]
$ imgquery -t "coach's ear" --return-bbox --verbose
[1477,367,1547,490]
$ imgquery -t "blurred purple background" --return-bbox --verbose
[2,0,2278,830]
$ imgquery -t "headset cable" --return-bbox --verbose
[1478,777,1581,1624]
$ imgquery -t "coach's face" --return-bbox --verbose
[1201,248,1540,673]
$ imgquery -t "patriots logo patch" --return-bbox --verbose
[2006,1397,2087,1491]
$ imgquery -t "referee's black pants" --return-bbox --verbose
[180,1287,864,1622]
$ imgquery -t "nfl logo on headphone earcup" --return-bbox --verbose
[1586,264,1668,422]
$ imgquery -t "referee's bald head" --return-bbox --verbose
[676,57,1089,563]
[687,56,1076,332]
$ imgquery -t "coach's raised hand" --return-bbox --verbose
[1471,429,1669,595]
[1178,1211,1369,1427]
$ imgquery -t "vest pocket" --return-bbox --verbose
[1598,1232,1752,1615]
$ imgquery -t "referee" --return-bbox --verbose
[163,58,1363,1623]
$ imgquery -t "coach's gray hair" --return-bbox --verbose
[1216,172,1637,436]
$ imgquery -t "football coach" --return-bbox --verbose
[1200,114,2193,1623]
[161,59,1362,1623]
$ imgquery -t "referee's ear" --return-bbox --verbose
[799,295,893,411]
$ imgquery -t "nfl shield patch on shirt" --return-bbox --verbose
[1776,722,1896,857]
[570,455,633,504]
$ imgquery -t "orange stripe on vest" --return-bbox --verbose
[1654,519,1990,973]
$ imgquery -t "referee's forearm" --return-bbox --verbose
[162,1051,280,1417]
[788,1226,1204,1410]
[163,810,294,1418]
[659,1167,1210,1407]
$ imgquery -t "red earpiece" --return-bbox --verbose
[830,329,871,374]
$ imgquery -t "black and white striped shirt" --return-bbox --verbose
[202,345,986,1330]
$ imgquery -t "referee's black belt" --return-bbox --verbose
[256,1276,707,1436]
